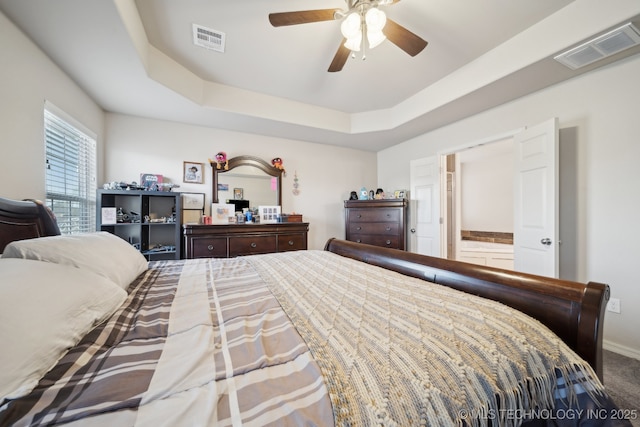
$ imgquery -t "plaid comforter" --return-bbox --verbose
[0,251,615,427]
[0,257,333,426]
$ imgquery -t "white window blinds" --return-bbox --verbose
[44,108,97,234]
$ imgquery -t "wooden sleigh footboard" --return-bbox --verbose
[324,238,610,380]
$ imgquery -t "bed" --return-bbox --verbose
[0,196,632,426]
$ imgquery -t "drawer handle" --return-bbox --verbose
[207,245,214,251]
[386,213,391,218]
[356,239,361,243]
[385,240,391,245]
[357,214,362,218]
[288,240,294,246]
[356,226,361,231]
[385,226,391,231]
[250,242,257,248]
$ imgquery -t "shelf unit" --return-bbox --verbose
[96,189,182,260]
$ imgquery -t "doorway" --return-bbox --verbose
[410,119,560,277]
[441,137,515,269]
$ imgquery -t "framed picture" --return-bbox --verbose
[218,183,229,192]
[183,161,204,184]
[211,203,235,224]
[258,205,281,224]
[233,188,243,200]
[181,192,205,210]
[101,207,117,225]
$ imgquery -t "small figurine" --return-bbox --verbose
[215,152,228,170]
[271,157,284,169]
[349,191,358,200]
[375,188,385,199]
[359,187,368,200]
[271,157,286,177]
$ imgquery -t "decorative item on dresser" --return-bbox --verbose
[96,189,182,260]
[183,222,309,258]
[344,198,408,250]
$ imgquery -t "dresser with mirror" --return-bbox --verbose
[183,155,309,258]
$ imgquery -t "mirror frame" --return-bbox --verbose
[210,155,283,206]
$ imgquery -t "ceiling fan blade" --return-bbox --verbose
[269,9,341,27]
[328,40,350,72]
[384,18,428,57]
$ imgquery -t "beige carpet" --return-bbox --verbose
[603,350,640,426]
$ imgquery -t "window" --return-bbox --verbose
[44,105,97,234]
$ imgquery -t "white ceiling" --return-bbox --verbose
[2,0,640,151]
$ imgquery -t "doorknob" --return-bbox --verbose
[410,228,416,233]
[540,238,552,246]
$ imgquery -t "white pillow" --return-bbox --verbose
[2,232,148,290]
[0,258,127,401]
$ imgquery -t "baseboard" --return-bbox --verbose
[603,339,640,360]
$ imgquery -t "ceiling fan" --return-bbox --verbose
[268,0,428,72]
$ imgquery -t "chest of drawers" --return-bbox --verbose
[183,223,309,258]
[344,199,408,250]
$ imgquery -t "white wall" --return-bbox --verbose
[104,114,377,250]
[0,11,104,200]
[377,55,640,357]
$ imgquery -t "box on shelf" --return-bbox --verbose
[281,214,302,223]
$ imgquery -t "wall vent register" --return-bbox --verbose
[554,22,640,70]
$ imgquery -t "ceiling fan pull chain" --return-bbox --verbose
[362,20,367,60]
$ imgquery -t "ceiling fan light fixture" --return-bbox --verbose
[341,12,363,51]
[341,12,361,38]
[365,7,386,31]
[367,29,386,49]
[344,33,363,51]
[366,8,387,49]
[268,0,428,71]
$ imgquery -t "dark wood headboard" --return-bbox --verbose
[324,238,609,380]
[0,196,61,253]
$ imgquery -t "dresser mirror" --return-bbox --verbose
[211,155,283,207]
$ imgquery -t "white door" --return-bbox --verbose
[409,156,440,256]
[513,118,559,277]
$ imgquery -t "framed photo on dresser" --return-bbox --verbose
[258,205,281,224]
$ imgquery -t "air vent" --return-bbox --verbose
[193,24,226,53]
[554,22,640,70]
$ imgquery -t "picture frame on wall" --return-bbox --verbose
[233,188,243,200]
[183,161,204,184]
